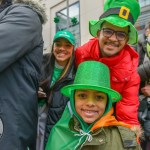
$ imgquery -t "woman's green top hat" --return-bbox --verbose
[89,0,140,45]
[61,61,122,103]
[53,30,75,46]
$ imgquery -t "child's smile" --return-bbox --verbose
[75,89,107,124]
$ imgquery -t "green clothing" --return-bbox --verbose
[50,66,63,87]
[38,99,46,107]
[38,65,63,107]
[146,43,150,58]
[45,102,141,150]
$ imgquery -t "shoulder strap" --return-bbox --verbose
[117,126,137,148]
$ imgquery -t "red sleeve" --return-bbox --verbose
[116,73,140,125]
[75,38,100,68]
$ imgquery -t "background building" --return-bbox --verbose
[135,0,150,35]
[42,0,103,52]
[41,0,150,52]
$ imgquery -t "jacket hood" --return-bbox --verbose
[91,107,131,131]
[13,0,47,24]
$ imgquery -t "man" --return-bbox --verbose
[0,0,46,149]
[75,0,141,129]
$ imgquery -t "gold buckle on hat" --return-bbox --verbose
[119,6,130,20]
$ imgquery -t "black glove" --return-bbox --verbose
[138,97,149,122]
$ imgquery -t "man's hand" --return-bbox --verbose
[141,84,150,96]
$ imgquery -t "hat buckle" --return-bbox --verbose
[119,6,130,20]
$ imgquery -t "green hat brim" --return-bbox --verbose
[61,84,122,102]
[89,15,138,45]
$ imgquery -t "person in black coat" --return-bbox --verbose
[0,0,46,149]
[36,30,76,150]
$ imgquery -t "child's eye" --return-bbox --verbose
[96,95,104,101]
[78,93,86,99]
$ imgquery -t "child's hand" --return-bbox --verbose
[38,87,47,98]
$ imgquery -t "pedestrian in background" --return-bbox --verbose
[137,22,150,150]
[36,30,76,150]
[137,22,150,65]
[0,0,46,150]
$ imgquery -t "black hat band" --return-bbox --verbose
[99,6,134,24]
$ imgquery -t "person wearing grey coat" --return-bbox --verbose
[136,22,150,150]
[137,23,150,88]
[0,0,46,150]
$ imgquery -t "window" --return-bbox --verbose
[55,2,80,47]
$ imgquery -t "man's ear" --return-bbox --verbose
[97,30,101,37]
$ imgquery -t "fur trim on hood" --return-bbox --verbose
[12,0,47,24]
[131,125,144,144]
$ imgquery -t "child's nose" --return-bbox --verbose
[86,99,95,107]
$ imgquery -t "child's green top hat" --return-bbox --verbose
[61,61,121,103]
[53,30,75,46]
[89,0,140,45]
[61,61,122,131]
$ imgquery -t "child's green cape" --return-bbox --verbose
[45,103,90,150]
[45,102,131,150]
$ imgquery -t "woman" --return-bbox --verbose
[36,30,76,150]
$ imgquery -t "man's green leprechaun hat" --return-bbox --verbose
[89,0,140,45]
[61,61,122,103]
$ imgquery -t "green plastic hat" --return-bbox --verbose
[89,0,140,45]
[53,30,75,46]
[61,61,122,102]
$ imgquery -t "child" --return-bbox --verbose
[45,61,141,150]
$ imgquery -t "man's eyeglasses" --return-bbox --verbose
[102,28,128,41]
